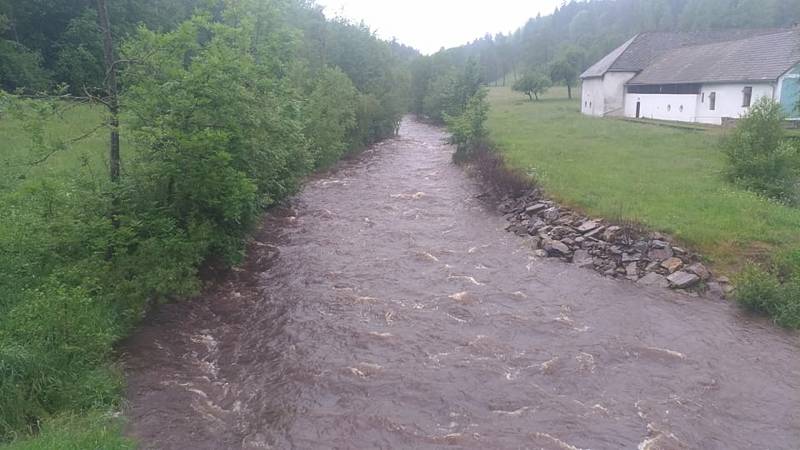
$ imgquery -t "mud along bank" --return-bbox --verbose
[123,118,800,449]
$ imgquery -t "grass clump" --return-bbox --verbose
[2,413,133,450]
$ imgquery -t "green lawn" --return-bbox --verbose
[487,86,800,272]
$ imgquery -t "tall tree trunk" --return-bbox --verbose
[96,0,121,243]
[567,83,572,100]
[96,0,120,185]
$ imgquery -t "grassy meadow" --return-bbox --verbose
[487,86,800,272]
[1,102,111,191]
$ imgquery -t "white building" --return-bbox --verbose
[580,28,800,125]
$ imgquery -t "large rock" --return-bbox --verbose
[543,238,571,256]
[525,203,547,215]
[686,262,711,281]
[577,220,600,234]
[572,249,594,268]
[638,272,670,288]
[622,252,641,263]
[667,271,700,289]
[542,207,561,222]
[660,257,684,273]
[584,226,606,240]
[648,245,674,262]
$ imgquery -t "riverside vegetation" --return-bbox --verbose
[0,0,413,446]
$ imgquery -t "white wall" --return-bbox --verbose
[602,72,637,116]
[695,83,774,125]
[624,93,698,122]
[581,77,604,116]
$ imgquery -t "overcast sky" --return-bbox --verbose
[315,0,563,55]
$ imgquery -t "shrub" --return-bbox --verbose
[734,264,800,328]
[735,264,783,316]
[722,98,800,203]
[445,87,490,159]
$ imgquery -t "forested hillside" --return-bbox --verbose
[0,0,413,446]
[411,0,800,118]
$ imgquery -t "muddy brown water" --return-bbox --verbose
[123,118,800,450]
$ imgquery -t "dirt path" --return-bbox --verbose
[123,118,800,449]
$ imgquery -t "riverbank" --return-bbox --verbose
[486,86,800,275]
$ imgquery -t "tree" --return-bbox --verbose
[95,0,119,185]
[549,47,584,99]
[512,71,551,101]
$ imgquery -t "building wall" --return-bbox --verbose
[624,93,698,122]
[695,83,774,125]
[777,65,800,119]
[581,77,604,116]
[602,72,637,116]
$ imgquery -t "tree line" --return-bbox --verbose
[410,0,800,110]
[0,0,414,445]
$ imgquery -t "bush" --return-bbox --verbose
[445,87,490,159]
[735,264,784,316]
[722,98,800,203]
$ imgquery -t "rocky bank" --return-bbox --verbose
[497,189,733,298]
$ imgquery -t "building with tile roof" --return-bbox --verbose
[580,27,800,124]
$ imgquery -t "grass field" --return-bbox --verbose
[487,86,800,272]
[0,102,110,192]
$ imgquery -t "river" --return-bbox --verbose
[123,118,800,449]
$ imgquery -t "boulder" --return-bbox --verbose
[577,220,601,234]
[525,203,547,215]
[651,239,670,249]
[667,271,700,289]
[638,272,670,288]
[584,226,606,239]
[686,262,711,281]
[648,245,674,262]
[542,207,561,222]
[543,238,571,256]
[660,257,684,273]
[622,252,641,263]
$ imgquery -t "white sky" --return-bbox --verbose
[315,0,563,55]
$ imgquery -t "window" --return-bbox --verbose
[742,86,752,107]
[679,105,684,112]
[701,92,705,103]
[709,92,716,111]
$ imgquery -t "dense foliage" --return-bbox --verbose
[0,0,412,445]
[722,98,800,204]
